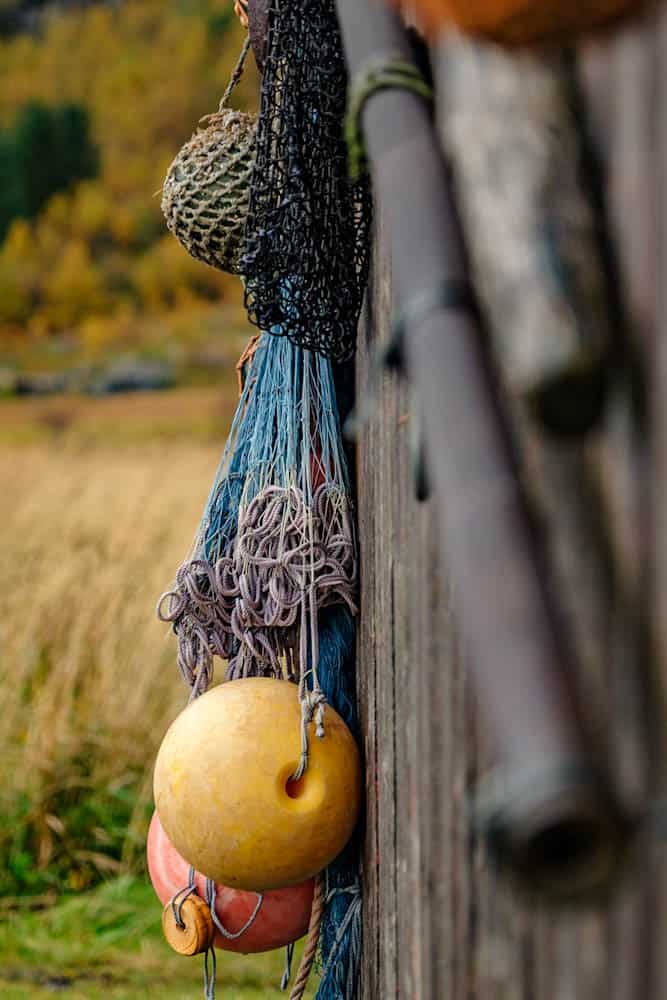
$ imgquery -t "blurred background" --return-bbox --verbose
[0,1,307,995]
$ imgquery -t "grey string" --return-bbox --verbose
[170,873,263,1000]
[169,867,197,928]
[321,883,363,996]
[281,941,296,990]
[205,878,264,941]
[204,945,217,1000]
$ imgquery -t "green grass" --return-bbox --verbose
[0,394,318,998]
[0,877,317,999]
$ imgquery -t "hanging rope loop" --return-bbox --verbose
[219,34,252,111]
[346,55,433,180]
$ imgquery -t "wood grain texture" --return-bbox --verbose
[357,7,663,994]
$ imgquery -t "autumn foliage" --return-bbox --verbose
[0,0,255,342]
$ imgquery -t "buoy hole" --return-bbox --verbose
[286,775,306,799]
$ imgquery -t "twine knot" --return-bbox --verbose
[293,688,328,781]
[303,687,327,737]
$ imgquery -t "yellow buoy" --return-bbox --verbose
[153,677,362,891]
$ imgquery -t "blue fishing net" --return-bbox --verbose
[158,333,357,691]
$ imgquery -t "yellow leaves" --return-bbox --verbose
[0,0,255,343]
[0,201,112,333]
[0,220,38,327]
[0,268,30,328]
[69,182,112,244]
[42,240,109,331]
[79,306,136,354]
[3,217,35,260]
[134,235,231,312]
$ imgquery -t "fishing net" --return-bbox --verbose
[161,40,256,277]
[157,333,357,698]
[241,0,373,363]
[157,7,366,992]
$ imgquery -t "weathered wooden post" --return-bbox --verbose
[337,0,634,904]
[337,1,667,996]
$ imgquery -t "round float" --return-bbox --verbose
[153,677,362,890]
[147,811,314,953]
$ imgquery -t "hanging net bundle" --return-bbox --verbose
[157,2,369,994]
[161,39,256,277]
[241,0,373,363]
[158,333,357,699]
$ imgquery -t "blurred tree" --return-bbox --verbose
[134,234,231,311]
[0,0,254,341]
[41,238,108,329]
[52,103,100,192]
[0,220,38,326]
[0,131,24,240]
[10,101,99,222]
[11,102,58,218]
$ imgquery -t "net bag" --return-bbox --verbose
[161,40,256,276]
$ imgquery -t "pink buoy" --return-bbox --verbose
[147,812,314,954]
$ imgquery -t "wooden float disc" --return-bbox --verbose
[148,811,314,954]
[162,894,215,956]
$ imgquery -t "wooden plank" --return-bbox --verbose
[357,8,664,996]
[357,233,380,1000]
[374,288,398,998]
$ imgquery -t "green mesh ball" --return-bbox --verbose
[161,108,256,276]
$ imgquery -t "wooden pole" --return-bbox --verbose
[336,0,633,901]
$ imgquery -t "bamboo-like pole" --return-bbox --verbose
[336,0,633,902]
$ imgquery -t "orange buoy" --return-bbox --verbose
[404,0,642,44]
[147,812,314,954]
[153,677,362,891]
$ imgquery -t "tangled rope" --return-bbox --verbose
[157,483,357,688]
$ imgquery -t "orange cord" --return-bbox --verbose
[236,334,263,396]
[234,0,249,28]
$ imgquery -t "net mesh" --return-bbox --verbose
[161,109,256,276]
[242,0,372,363]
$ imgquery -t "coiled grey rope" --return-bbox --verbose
[157,484,356,688]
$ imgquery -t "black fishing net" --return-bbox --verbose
[242,0,373,364]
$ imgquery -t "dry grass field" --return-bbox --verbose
[0,384,238,447]
[0,389,316,997]
[0,435,218,890]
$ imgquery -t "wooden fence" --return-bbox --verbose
[355,8,667,997]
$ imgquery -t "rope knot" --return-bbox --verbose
[302,688,327,739]
[302,688,327,726]
[292,689,328,781]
